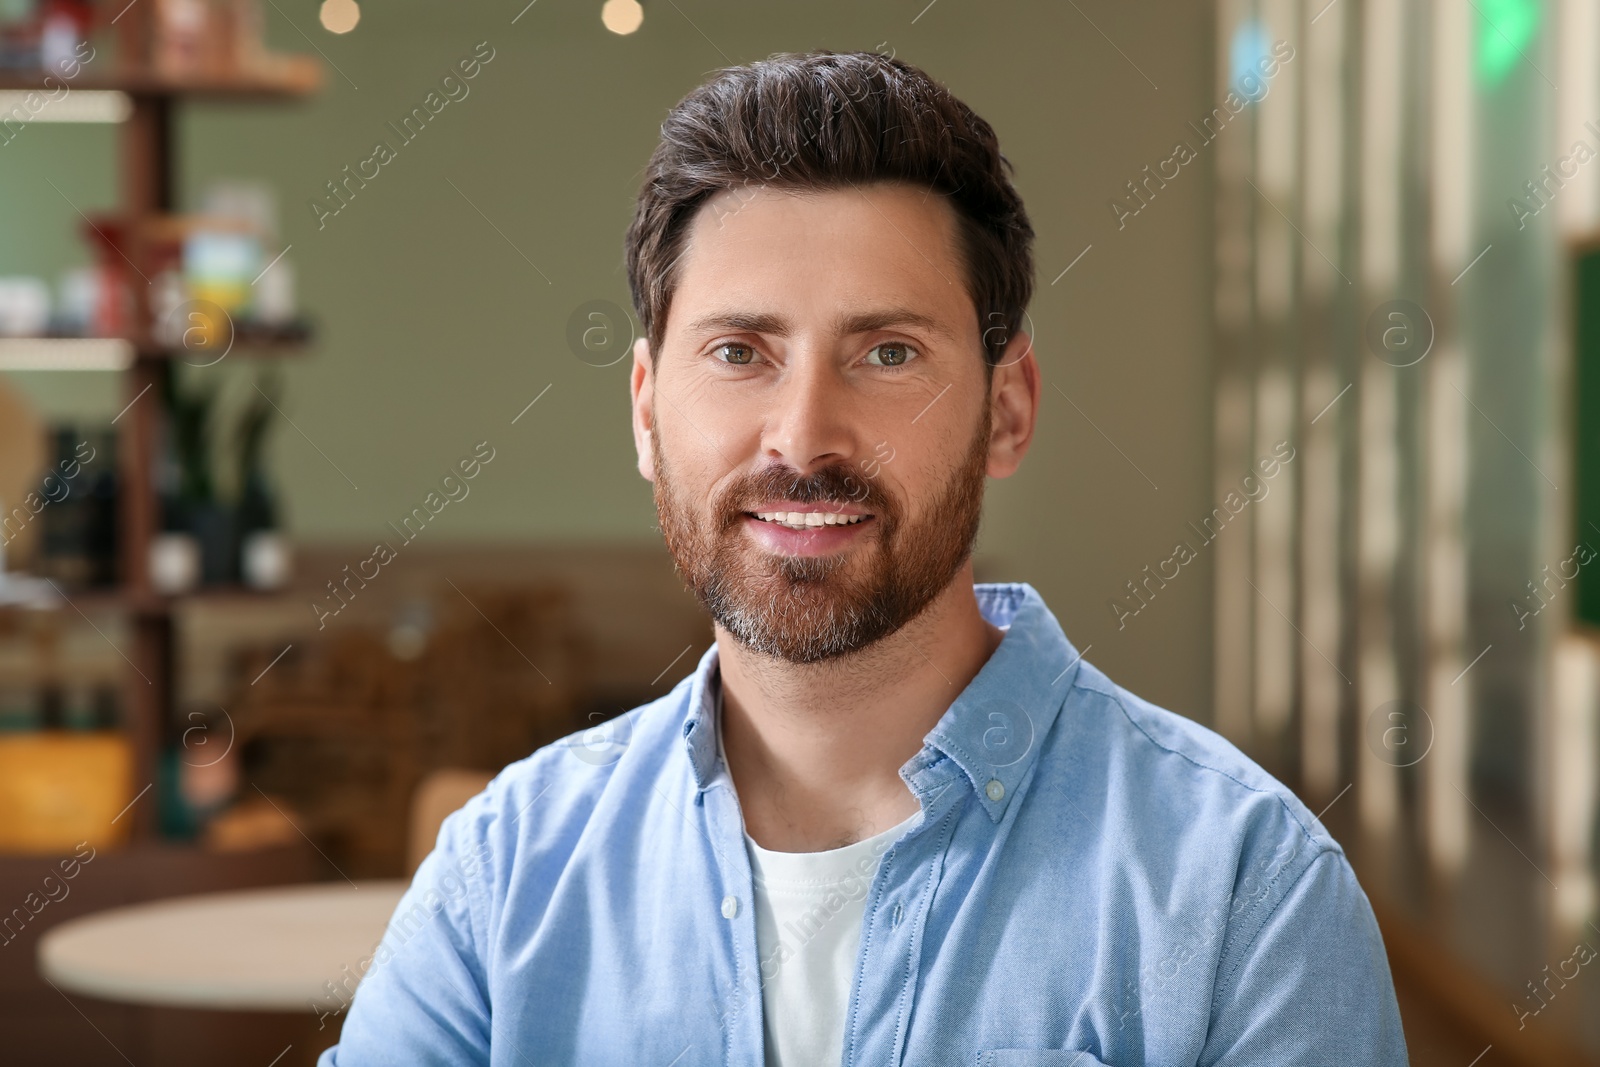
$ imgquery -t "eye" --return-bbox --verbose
[865,342,917,368]
[713,342,757,365]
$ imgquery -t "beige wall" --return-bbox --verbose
[1,0,1218,720]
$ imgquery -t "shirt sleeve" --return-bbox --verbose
[316,796,495,1066]
[1197,847,1408,1065]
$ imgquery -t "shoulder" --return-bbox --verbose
[431,676,694,898]
[1045,659,1342,907]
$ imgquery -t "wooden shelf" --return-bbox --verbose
[0,336,135,370]
[0,11,327,841]
[0,59,322,99]
[0,324,312,369]
[135,321,313,359]
[16,584,295,617]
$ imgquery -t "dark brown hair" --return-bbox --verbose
[624,50,1035,371]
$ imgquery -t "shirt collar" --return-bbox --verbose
[680,582,1085,823]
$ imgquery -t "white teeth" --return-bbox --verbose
[753,510,867,529]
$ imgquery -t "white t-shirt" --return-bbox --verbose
[716,687,920,1067]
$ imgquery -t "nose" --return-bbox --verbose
[761,347,862,475]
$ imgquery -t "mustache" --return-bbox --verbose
[717,462,893,525]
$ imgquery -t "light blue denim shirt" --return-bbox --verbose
[319,582,1407,1066]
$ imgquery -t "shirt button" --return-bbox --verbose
[721,895,739,919]
[985,778,1005,802]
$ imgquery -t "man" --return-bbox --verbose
[321,50,1407,1066]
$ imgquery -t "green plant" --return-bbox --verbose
[163,369,220,505]
[235,368,281,489]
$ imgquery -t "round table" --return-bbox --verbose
[37,880,408,1010]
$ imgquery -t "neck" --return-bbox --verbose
[717,565,1004,853]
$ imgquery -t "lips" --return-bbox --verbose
[740,502,875,557]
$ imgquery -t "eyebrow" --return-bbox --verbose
[683,308,959,343]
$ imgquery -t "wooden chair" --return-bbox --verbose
[406,768,494,876]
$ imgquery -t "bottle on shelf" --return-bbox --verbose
[38,0,91,73]
[160,367,235,587]
[83,427,119,586]
[234,370,289,590]
[36,425,91,587]
[33,424,119,590]
[150,403,202,596]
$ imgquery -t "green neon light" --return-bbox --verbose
[1476,0,1540,86]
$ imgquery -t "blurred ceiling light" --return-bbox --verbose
[0,90,130,123]
[320,0,361,34]
[602,0,644,35]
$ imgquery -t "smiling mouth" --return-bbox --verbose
[748,510,871,530]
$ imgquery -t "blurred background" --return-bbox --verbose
[0,0,1589,1062]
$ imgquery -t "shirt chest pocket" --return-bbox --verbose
[977,1052,1115,1067]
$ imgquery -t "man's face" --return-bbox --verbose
[631,182,1023,664]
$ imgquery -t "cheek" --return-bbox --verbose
[659,381,763,475]
[657,367,726,437]
[889,411,978,481]
[898,421,988,511]
[654,419,730,503]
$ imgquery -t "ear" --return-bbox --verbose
[986,329,1039,479]
[630,335,657,482]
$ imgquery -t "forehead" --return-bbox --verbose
[668,182,975,337]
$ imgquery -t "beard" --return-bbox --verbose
[652,407,991,664]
